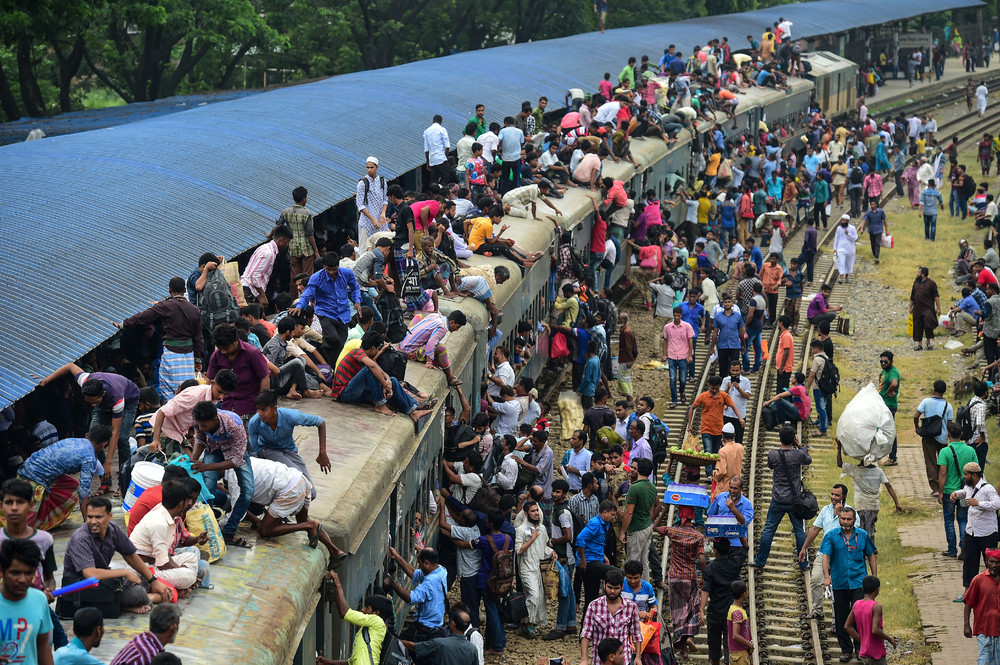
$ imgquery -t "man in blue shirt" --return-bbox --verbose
[710,295,746,378]
[858,199,888,262]
[920,178,945,241]
[820,507,877,662]
[797,483,850,620]
[497,116,525,194]
[706,476,754,563]
[53,607,104,665]
[386,546,450,641]
[745,237,764,273]
[17,426,110,530]
[950,286,981,334]
[680,289,706,364]
[248,390,329,500]
[576,500,617,612]
[579,340,603,410]
[291,252,361,366]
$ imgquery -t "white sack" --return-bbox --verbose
[836,383,896,465]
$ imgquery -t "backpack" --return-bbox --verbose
[486,534,515,598]
[569,246,587,279]
[956,399,975,441]
[376,347,408,383]
[380,634,414,665]
[468,477,502,514]
[817,356,840,396]
[375,292,408,343]
[198,270,239,330]
[850,167,864,185]
[647,414,671,467]
[964,175,978,198]
[359,175,387,207]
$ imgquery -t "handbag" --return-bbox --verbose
[498,590,529,624]
[916,410,944,439]
[56,575,122,620]
[778,449,819,520]
[401,259,422,298]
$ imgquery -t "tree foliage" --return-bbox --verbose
[1,0,980,123]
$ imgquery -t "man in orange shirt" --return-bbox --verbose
[686,375,744,474]
[775,314,795,393]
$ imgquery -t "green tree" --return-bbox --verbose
[83,0,278,103]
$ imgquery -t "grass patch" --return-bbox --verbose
[803,150,993,659]
[82,88,126,110]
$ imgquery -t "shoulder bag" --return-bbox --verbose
[778,449,819,520]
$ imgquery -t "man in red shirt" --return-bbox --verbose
[331,332,434,422]
[589,198,609,287]
[964,548,1000,662]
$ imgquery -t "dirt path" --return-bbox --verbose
[891,446,979,665]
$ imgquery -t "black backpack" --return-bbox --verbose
[198,270,239,330]
[380,633,413,665]
[849,167,864,185]
[817,356,840,396]
[647,415,671,467]
[956,399,975,441]
[376,347,408,382]
[359,175,387,207]
[569,246,587,278]
[964,175,978,199]
[375,292,408,343]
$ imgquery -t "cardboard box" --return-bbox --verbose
[705,515,745,539]
[663,483,710,508]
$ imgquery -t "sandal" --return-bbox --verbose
[447,378,463,387]
[327,552,349,570]
[113,487,123,499]
[224,535,253,549]
[883,459,898,467]
[808,610,824,620]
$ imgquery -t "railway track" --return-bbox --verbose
[650,88,1000,665]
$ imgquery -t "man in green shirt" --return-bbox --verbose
[467,103,487,138]
[320,571,391,665]
[621,457,658,582]
[936,422,978,558]
[618,57,637,89]
[878,351,901,466]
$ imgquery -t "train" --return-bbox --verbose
[47,50,857,664]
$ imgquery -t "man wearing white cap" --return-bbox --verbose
[833,214,858,284]
[356,156,389,250]
[711,422,744,499]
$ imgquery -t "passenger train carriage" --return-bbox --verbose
[46,51,855,664]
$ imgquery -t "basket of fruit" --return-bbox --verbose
[667,446,720,467]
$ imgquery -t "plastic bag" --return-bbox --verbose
[557,391,585,442]
[880,234,894,248]
[835,383,896,464]
[640,611,662,654]
[550,331,570,359]
[186,502,227,563]
[542,559,559,599]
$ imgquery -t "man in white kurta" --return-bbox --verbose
[917,157,935,197]
[977,82,989,117]
[833,214,859,283]
[514,501,556,633]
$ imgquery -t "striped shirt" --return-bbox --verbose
[240,240,279,297]
[400,313,449,359]
[331,348,368,399]
[32,421,58,448]
[108,631,164,665]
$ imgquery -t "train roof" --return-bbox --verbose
[0,0,982,409]
[800,51,859,76]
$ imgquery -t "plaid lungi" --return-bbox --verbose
[669,577,701,646]
[158,347,195,400]
[1,475,80,531]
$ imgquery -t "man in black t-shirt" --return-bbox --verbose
[701,539,742,665]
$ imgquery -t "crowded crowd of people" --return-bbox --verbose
[1,14,990,665]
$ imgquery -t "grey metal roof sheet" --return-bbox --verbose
[0,0,982,408]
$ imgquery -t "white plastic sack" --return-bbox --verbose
[836,383,896,465]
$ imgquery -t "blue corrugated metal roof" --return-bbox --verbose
[0,0,982,408]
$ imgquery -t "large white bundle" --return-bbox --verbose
[836,383,896,465]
